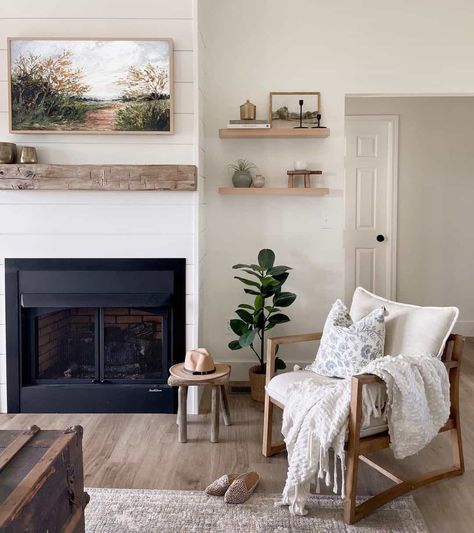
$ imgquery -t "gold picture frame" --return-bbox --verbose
[269,91,320,129]
[8,37,174,135]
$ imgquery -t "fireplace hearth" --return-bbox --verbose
[5,259,185,413]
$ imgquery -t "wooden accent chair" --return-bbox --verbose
[263,332,465,524]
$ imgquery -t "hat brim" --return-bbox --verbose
[169,362,230,381]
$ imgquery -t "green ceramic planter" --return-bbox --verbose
[232,171,252,188]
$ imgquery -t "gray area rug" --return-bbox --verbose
[85,488,428,532]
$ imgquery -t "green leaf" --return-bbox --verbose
[239,329,257,347]
[262,284,281,297]
[244,289,260,296]
[275,357,286,370]
[254,294,264,310]
[228,340,242,350]
[234,276,260,288]
[262,276,280,288]
[267,266,292,276]
[272,272,289,285]
[265,306,281,313]
[268,313,290,325]
[230,319,248,336]
[274,292,297,307]
[232,263,251,269]
[258,249,275,269]
[242,269,262,279]
[238,304,254,310]
[250,264,265,272]
[265,322,276,330]
[236,309,253,323]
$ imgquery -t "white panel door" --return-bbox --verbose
[344,116,398,303]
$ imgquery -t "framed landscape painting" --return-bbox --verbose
[8,38,174,134]
[269,92,320,128]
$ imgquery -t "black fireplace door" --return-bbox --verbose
[24,306,170,385]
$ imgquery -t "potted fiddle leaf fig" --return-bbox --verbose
[228,249,297,402]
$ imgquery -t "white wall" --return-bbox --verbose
[0,0,202,412]
[346,96,474,335]
[200,0,474,378]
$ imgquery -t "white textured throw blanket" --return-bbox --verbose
[279,354,450,516]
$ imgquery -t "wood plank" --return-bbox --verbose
[218,187,329,196]
[0,20,194,52]
[0,426,39,472]
[0,0,193,19]
[0,164,197,191]
[0,234,194,260]
[219,128,330,138]
[0,204,194,235]
[0,432,78,525]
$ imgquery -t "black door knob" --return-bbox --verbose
[376,234,385,242]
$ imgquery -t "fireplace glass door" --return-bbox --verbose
[103,307,166,381]
[35,308,96,381]
[29,306,168,384]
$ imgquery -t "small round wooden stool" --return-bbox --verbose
[167,364,232,443]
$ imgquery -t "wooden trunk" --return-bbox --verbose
[0,425,89,533]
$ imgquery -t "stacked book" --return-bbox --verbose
[227,119,270,129]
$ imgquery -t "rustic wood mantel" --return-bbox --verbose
[0,164,197,191]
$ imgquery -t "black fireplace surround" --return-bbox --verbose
[5,259,185,413]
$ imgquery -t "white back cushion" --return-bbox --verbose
[350,287,459,358]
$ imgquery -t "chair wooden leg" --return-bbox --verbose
[262,395,286,457]
[344,377,363,524]
[262,394,274,457]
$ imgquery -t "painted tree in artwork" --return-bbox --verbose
[116,63,169,101]
[115,63,170,131]
[11,50,90,128]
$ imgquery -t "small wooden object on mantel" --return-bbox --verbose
[0,425,89,532]
[287,169,322,188]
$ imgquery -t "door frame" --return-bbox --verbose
[344,115,399,300]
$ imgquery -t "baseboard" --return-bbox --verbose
[453,321,474,337]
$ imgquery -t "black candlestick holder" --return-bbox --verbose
[312,113,327,128]
[294,99,308,129]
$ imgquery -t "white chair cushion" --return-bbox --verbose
[350,287,459,358]
[266,370,387,438]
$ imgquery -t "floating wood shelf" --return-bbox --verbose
[218,187,329,196]
[219,128,330,139]
[0,164,197,191]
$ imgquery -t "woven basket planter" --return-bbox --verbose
[249,365,266,402]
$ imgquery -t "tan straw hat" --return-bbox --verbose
[169,348,229,381]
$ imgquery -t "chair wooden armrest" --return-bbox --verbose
[266,332,322,385]
[352,373,383,386]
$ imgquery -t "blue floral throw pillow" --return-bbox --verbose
[306,299,385,378]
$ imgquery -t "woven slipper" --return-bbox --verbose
[224,471,260,504]
[205,473,243,496]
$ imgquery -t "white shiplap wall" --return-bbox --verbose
[0,0,202,412]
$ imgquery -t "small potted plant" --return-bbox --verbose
[228,159,256,188]
[228,249,297,402]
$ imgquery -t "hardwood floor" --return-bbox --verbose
[1,339,473,532]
